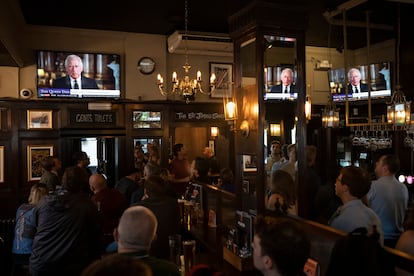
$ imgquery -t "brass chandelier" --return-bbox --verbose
[156,0,215,103]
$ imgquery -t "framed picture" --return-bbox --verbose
[243,154,257,172]
[210,62,233,98]
[0,146,4,183]
[132,111,161,129]
[27,145,53,181]
[242,179,249,194]
[209,140,215,156]
[27,110,53,129]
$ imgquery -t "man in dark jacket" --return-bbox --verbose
[29,166,100,276]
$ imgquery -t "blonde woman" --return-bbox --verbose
[12,183,48,274]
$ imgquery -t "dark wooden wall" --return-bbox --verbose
[0,99,228,219]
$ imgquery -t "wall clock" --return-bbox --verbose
[137,57,156,74]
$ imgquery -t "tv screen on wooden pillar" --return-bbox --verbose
[36,50,121,99]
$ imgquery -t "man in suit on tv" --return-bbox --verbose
[52,54,99,89]
[270,68,296,94]
[347,68,369,94]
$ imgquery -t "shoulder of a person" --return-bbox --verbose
[144,255,180,275]
[396,230,414,254]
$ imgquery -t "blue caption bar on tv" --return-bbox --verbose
[38,88,120,98]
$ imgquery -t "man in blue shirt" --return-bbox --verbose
[329,166,383,245]
[367,154,409,248]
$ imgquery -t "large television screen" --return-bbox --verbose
[329,61,392,102]
[36,51,121,99]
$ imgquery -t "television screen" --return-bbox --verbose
[329,61,391,102]
[264,66,298,100]
[36,50,121,98]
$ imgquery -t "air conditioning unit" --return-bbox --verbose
[167,30,233,57]
[315,60,332,70]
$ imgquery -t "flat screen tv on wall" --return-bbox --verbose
[329,61,392,102]
[36,50,121,99]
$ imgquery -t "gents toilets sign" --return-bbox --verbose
[70,110,116,126]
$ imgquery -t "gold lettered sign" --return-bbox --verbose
[175,111,225,121]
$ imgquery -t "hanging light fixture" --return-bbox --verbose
[387,3,411,127]
[322,96,340,128]
[156,0,214,103]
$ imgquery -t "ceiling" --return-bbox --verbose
[1,0,412,67]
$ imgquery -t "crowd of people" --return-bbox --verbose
[264,138,414,275]
[9,141,237,276]
[9,138,414,276]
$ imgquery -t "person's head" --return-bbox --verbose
[147,141,160,160]
[280,144,289,159]
[173,143,185,157]
[252,216,310,276]
[335,166,371,201]
[65,54,84,80]
[40,156,56,172]
[270,169,296,206]
[305,145,317,168]
[80,253,152,276]
[287,144,297,162]
[61,166,88,193]
[203,147,214,158]
[28,183,48,205]
[270,140,281,156]
[220,168,233,184]
[72,151,90,167]
[144,175,168,197]
[125,166,143,182]
[52,156,62,172]
[115,206,158,252]
[375,154,400,178]
[348,68,362,86]
[143,162,161,180]
[89,173,107,194]
[280,68,294,86]
[159,168,169,181]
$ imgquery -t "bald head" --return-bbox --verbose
[89,173,107,194]
[116,206,158,252]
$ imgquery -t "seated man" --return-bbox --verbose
[252,216,310,276]
[115,206,180,276]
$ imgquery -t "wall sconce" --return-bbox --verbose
[210,126,219,137]
[305,94,312,122]
[269,123,281,137]
[223,97,238,121]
